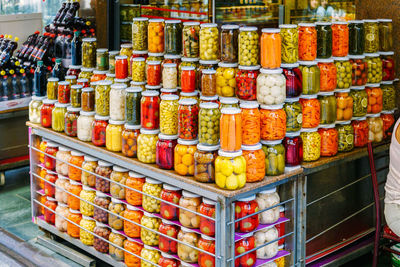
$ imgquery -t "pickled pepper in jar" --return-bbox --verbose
[178,98,199,140]
[132,17,148,51]
[260,104,286,141]
[380,51,395,81]
[379,19,393,52]
[352,117,369,147]
[317,59,337,92]
[300,128,321,161]
[236,65,259,101]
[240,101,261,145]
[318,124,338,157]
[141,90,160,130]
[300,95,320,128]
[279,24,298,64]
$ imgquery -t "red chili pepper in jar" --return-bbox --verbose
[350,56,368,86]
[235,65,259,101]
[92,115,108,146]
[141,90,160,130]
[178,98,199,140]
[235,233,257,267]
[159,253,179,267]
[199,198,216,236]
[147,61,162,86]
[57,81,71,104]
[160,184,182,220]
[181,66,196,93]
[44,142,58,170]
[235,195,259,233]
[158,220,179,254]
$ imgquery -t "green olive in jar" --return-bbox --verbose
[199,102,220,145]
[239,27,259,66]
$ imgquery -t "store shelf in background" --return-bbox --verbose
[141,6,207,15]
[234,217,290,241]
[0,97,31,113]
[140,15,206,23]
[254,250,290,267]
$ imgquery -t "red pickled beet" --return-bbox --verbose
[283,135,303,167]
[235,66,259,101]
[235,196,259,233]
[92,117,108,146]
[199,199,216,236]
[158,221,179,254]
[235,234,257,267]
[141,91,160,130]
[178,99,199,140]
[156,136,177,170]
[350,57,368,86]
[160,184,181,220]
[282,65,303,98]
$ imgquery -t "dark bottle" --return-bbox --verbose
[35,34,55,63]
[61,0,80,27]
[10,71,20,99]
[0,35,10,52]
[1,71,9,101]
[16,31,39,58]
[56,0,71,26]
[19,69,30,97]
[53,2,67,24]
[62,34,72,68]
[33,61,46,96]
[0,37,19,68]
[54,33,64,59]
[29,34,48,62]
[23,35,43,61]
[52,58,64,80]
[70,31,81,65]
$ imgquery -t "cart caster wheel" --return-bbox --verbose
[0,172,5,186]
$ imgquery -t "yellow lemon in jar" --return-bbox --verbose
[182,154,194,166]
[216,86,222,96]
[215,157,222,172]
[176,164,188,175]
[176,145,187,156]
[226,174,238,190]
[233,157,245,174]
[222,86,234,97]
[221,159,234,177]
[216,172,226,188]
[238,173,246,188]
[216,68,224,76]
[217,75,227,87]
[223,69,235,80]
[228,78,236,88]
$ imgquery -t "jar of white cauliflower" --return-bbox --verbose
[257,68,286,105]
[256,187,280,224]
[255,225,279,259]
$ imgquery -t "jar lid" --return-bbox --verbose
[113,165,128,172]
[71,150,84,156]
[178,98,197,105]
[203,197,216,205]
[200,102,219,109]
[55,102,69,108]
[161,94,179,101]
[163,184,181,191]
[94,115,109,121]
[93,70,108,75]
[161,252,175,259]
[148,53,164,57]
[69,180,81,185]
[348,55,365,59]
[111,83,127,90]
[261,28,280,33]
[82,37,97,42]
[242,143,262,151]
[149,18,164,22]
[364,53,380,58]
[58,81,70,86]
[164,63,177,68]
[115,78,130,83]
[82,185,95,191]
[80,111,95,116]
[285,131,300,137]
[142,90,159,96]
[366,83,380,88]
[379,51,394,56]
[279,24,297,28]
[43,99,57,105]
[317,58,334,63]
[378,18,392,22]
[181,66,195,71]
[178,138,199,145]
[58,202,68,207]
[132,50,148,55]
[129,171,145,178]
[183,21,200,26]
[202,69,217,75]
[197,143,219,151]
[381,81,394,85]
[98,160,113,167]
[124,124,140,131]
[115,55,127,60]
[111,197,124,204]
[132,17,148,21]
[335,88,350,93]
[336,120,351,125]
[145,85,162,90]
[120,43,133,48]
[221,24,239,30]
[32,96,46,101]
[200,95,218,101]
[181,57,199,62]
[221,107,241,114]
[281,63,299,68]
[301,127,318,132]
[363,19,378,23]
[333,56,349,61]
[77,78,89,83]
[97,48,108,53]
[355,116,367,121]
[237,194,256,202]
[69,209,81,214]
[48,77,59,82]
[159,133,179,140]
[332,21,348,25]
[367,113,381,118]
[350,86,365,90]
[284,97,300,103]
[84,155,97,162]
[260,139,283,145]
[349,20,364,23]
[382,110,395,114]
[161,88,178,93]
[239,26,257,31]
[126,86,143,93]
[315,21,332,25]
[219,97,239,104]
[71,84,83,90]
[299,61,317,66]
[318,91,334,96]
[218,62,238,68]
[180,91,199,97]
[164,54,181,59]
[259,187,277,194]
[260,68,283,74]
[96,191,108,197]
[126,204,140,211]
[145,177,162,184]
[143,211,157,218]
[97,80,112,86]
[298,23,315,27]
[95,221,108,228]
[237,65,260,71]
[300,94,318,99]
[240,101,259,109]
[65,75,77,80]
[260,103,284,110]
[140,128,160,135]
[58,146,70,152]
[218,149,242,157]
[199,60,218,65]
[132,57,146,62]
[67,106,81,112]
[109,119,125,125]
[200,23,217,28]
[81,67,94,72]
[319,124,336,129]
[46,141,58,147]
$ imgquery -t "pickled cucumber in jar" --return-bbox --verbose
[284,98,302,132]
[299,61,320,95]
[261,140,285,176]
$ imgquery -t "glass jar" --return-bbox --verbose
[141,245,161,267]
[352,117,369,147]
[125,87,142,125]
[279,24,298,64]
[239,27,259,66]
[194,144,218,183]
[257,68,286,105]
[298,23,317,61]
[158,220,179,254]
[381,81,396,111]
[46,77,58,100]
[109,50,119,74]
[367,114,384,143]
[198,199,216,237]
[148,19,165,53]
[316,22,332,59]
[81,155,98,187]
[147,53,164,63]
[220,107,243,151]
[201,69,216,96]
[67,209,82,238]
[55,202,68,231]
[141,90,160,130]
[162,63,178,89]
[94,222,111,253]
[65,106,80,137]
[93,191,110,223]
[197,235,216,267]
[79,215,96,246]
[198,102,220,145]
[336,121,354,152]
[198,60,218,90]
[350,86,368,117]
[235,233,257,267]
[235,195,259,232]
[95,161,113,193]
[92,115,108,147]
[115,55,129,79]
[299,61,320,95]
[220,24,239,63]
[55,175,69,204]
[126,171,145,206]
[178,190,202,228]
[79,67,94,80]
[80,186,96,216]
[379,19,393,51]
[199,23,219,61]
[165,20,182,54]
[141,212,161,245]
[331,22,349,57]
[283,132,303,167]
[77,111,95,141]
[318,92,337,124]
[38,167,46,189]
[318,124,338,157]
[334,57,352,89]
[317,59,337,92]
[95,80,112,116]
[284,98,302,132]
[106,120,124,152]
[162,54,181,69]
[69,84,82,108]
[109,230,126,261]
[365,53,383,85]
[174,139,197,175]
[67,180,82,210]
[29,96,44,123]
[156,134,178,170]
[177,227,200,263]
[108,198,125,230]
[146,60,161,86]
[142,177,162,213]
[121,124,140,158]
[68,150,84,182]
[281,63,302,98]
[82,38,97,68]
[349,55,368,86]
[235,65,259,100]
[44,170,57,197]
[215,150,246,190]
[260,104,286,141]
[181,66,196,93]
[120,44,133,76]
[90,70,107,83]
[51,102,67,132]
[240,101,261,145]
[137,129,159,163]
[44,142,58,170]
[132,17,148,51]
[179,59,200,89]
[300,128,321,161]
[242,143,265,182]
[381,111,395,139]
[335,89,353,121]
[159,95,179,136]
[124,238,143,267]
[300,95,320,128]
[124,204,143,238]
[131,57,146,83]
[39,139,47,164]
[261,140,285,176]
[55,146,70,176]
[260,28,281,69]
[159,252,179,267]
[364,19,379,53]
[77,78,89,88]
[158,185,181,221]
[380,51,395,81]
[182,22,200,58]
[110,166,129,200]
[178,98,199,140]
[81,87,94,112]
[366,84,383,114]
[348,20,364,55]
[255,226,279,259]
[109,83,127,121]
[44,197,57,224]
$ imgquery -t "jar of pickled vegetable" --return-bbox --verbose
[93,191,110,223]
[162,54,181,69]
[298,23,317,61]
[109,229,126,261]
[141,212,161,245]
[78,78,90,88]
[349,55,368,86]
[317,59,337,92]
[331,22,349,57]
[132,17,148,51]
[44,142,58,170]
[258,68,286,104]
[159,252,179,267]
[57,81,70,104]
[380,51,395,81]
[283,131,303,168]
[69,150,84,181]
[334,57,352,89]
[109,50,119,74]
[124,238,143,267]
[55,202,68,231]
[79,67,94,80]
[318,92,337,124]
[90,70,107,83]
[215,150,246,190]
[44,170,57,197]
[56,146,70,179]
[318,124,338,157]
[350,86,368,117]
[200,69,216,96]
[177,227,200,262]
[182,22,200,58]
[69,84,82,108]
[336,121,354,152]
[260,28,281,69]
[95,80,112,116]
[95,161,113,193]
[199,23,219,61]
[67,65,81,79]
[141,90,160,130]
[235,195,259,232]
[77,111,95,141]
[216,63,237,97]
[299,61,320,95]
[80,186,95,217]
[67,180,82,210]
[125,87,142,125]
[178,98,199,140]
[108,198,125,230]
[197,60,218,89]
[115,55,129,79]
[148,19,165,53]
[81,155,97,187]
[142,178,162,213]
[198,102,220,145]
[220,107,242,151]
[147,53,164,63]
[44,196,57,224]
[235,233,256,267]
[242,143,265,182]
[109,83,126,121]
[137,128,159,163]
[29,96,44,123]
[93,221,111,253]
[219,97,238,109]
[235,65,259,100]
[82,38,97,68]
[260,104,286,141]
[367,114,384,143]
[179,58,199,88]
[126,171,145,206]
[364,54,382,85]
[162,63,178,89]
[348,21,364,56]
[96,48,109,71]
[131,57,146,83]
[255,226,279,259]
[364,20,379,53]
[366,84,383,114]
[261,140,286,176]
[196,198,216,237]
[194,144,218,183]
[51,102,67,132]
[81,87,94,112]
[174,139,198,176]
[352,117,369,147]
[106,120,124,152]
[281,63,302,98]
[120,44,133,76]
[198,235,216,267]
[300,95,320,128]
[110,166,129,200]
[67,209,82,238]
[124,204,143,238]
[239,27,259,66]
[284,98,302,132]
[46,77,58,100]
[220,24,239,63]
[156,134,178,170]
[146,60,161,86]
[315,22,332,59]
[381,111,395,139]
[155,186,179,224]
[240,101,261,145]
[121,124,140,158]
[279,24,298,64]
[300,128,321,161]
[141,245,161,267]
[39,139,47,164]
[378,19,393,51]
[92,115,108,146]
[164,20,182,55]
[335,89,353,121]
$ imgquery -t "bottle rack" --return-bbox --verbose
[28,122,302,267]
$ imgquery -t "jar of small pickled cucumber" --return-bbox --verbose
[82,38,97,68]
[261,140,285,176]
[367,113,384,143]
[70,84,82,108]
[279,24,298,64]
[318,124,338,157]
[220,24,239,63]
[316,22,332,59]
[108,50,119,74]
[381,81,396,111]
[379,19,393,51]
[299,61,320,95]
[137,128,160,163]
[239,27,259,66]
[132,17,149,51]
[52,102,68,132]
[364,19,379,53]
[199,102,220,146]
[194,144,219,183]
[63,106,80,136]
[29,96,44,123]
[215,150,246,190]
[183,22,200,58]
[336,121,354,152]
[47,77,58,100]
[95,80,112,116]
[284,98,302,132]
[348,20,364,55]
[365,53,382,84]
[318,92,337,124]
[77,111,95,141]
[96,48,109,71]
[334,57,352,89]
[350,86,368,117]
[300,128,321,162]
[200,23,219,61]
